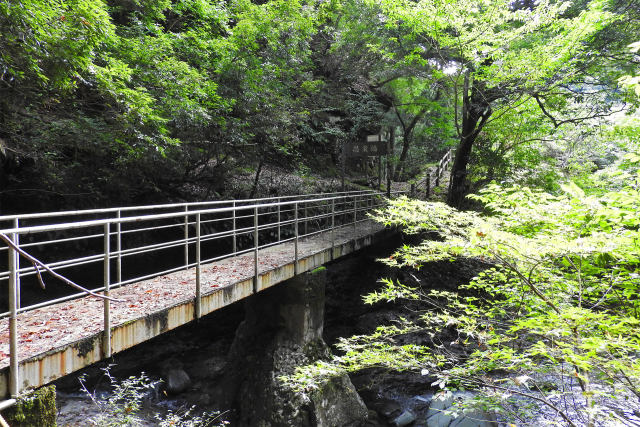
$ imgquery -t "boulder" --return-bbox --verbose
[164,368,191,394]
[311,373,369,427]
[393,409,417,427]
[425,392,496,427]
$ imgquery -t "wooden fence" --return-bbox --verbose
[411,148,453,199]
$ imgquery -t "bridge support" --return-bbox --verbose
[221,268,368,426]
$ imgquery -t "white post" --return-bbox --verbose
[277,198,281,242]
[184,205,189,269]
[253,206,259,292]
[232,201,237,254]
[12,219,19,310]
[116,210,122,284]
[304,201,308,236]
[195,213,201,319]
[353,195,358,231]
[8,230,19,397]
[103,223,111,358]
[294,202,299,275]
[331,198,335,260]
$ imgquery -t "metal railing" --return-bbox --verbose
[413,148,453,199]
[0,189,404,398]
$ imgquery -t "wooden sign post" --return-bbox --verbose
[345,133,388,191]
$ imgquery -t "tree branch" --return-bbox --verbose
[0,233,124,303]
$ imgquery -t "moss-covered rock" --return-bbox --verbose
[310,266,327,274]
[3,385,57,427]
[310,373,369,427]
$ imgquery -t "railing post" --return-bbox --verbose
[103,223,111,359]
[195,213,201,319]
[253,206,259,293]
[370,193,375,226]
[8,229,19,398]
[326,199,330,231]
[353,195,358,231]
[116,210,122,284]
[294,202,299,275]
[378,156,382,190]
[184,205,189,269]
[232,201,237,254]
[304,201,308,236]
[426,172,431,199]
[331,198,335,260]
[13,218,19,310]
[277,197,281,242]
[435,164,441,187]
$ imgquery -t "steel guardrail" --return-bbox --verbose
[0,189,407,399]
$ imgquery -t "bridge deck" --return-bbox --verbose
[0,220,390,398]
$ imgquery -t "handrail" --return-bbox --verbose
[414,148,453,199]
[0,194,373,235]
[0,189,404,398]
[0,190,372,222]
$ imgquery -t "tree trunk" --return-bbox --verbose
[386,127,395,197]
[447,131,475,207]
[250,157,264,199]
[394,108,428,181]
[447,74,492,208]
[394,137,410,182]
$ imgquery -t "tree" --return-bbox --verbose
[286,176,640,425]
[312,0,622,205]
[0,0,322,209]
[620,41,640,96]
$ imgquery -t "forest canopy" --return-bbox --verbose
[1,0,638,211]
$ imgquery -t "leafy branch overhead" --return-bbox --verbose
[287,178,640,425]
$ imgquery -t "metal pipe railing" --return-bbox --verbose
[0,190,373,224]
[0,195,373,235]
[0,196,391,317]
[195,213,202,319]
[8,230,18,398]
[0,191,391,299]
[0,189,406,398]
[103,223,111,359]
[294,201,299,275]
[253,206,259,293]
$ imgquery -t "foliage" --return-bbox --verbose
[0,0,638,210]
[0,0,115,90]
[287,174,640,424]
[0,0,325,210]
[79,367,227,426]
[619,42,640,96]
[3,385,57,427]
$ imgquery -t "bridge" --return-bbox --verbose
[0,190,402,406]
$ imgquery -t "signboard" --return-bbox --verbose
[346,134,388,158]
